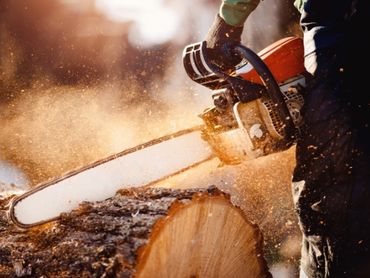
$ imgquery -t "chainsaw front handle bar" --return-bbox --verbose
[233,44,295,140]
[204,43,296,141]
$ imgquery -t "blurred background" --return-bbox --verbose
[0,0,302,276]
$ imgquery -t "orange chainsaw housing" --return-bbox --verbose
[239,36,305,84]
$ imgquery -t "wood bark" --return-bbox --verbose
[0,187,271,278]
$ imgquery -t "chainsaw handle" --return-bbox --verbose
[203,43,296,141]
[233,44,295,141]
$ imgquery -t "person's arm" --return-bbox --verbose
[221,0,260,27]
[293,0,304,11]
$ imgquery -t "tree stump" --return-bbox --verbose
[0,187,271,278]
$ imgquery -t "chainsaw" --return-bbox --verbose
[9,36,306,228]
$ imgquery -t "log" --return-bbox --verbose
[0,187,271,278]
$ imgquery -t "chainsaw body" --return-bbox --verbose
[183,37,306,164]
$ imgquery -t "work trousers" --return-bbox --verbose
[292,48,370,278]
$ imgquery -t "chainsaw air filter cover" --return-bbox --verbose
[183,41,229,90]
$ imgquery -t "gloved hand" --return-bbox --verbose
[205,0,260,72]
[205,14,243,72]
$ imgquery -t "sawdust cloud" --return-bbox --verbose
[0,0,213,186]
[227,148,302,266]
[0,82,203,186]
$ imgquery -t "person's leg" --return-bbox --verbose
[293,47,370,277]
[292,49,357,277]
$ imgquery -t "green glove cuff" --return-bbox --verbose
[293,0,305,12]
[220,0,260,27]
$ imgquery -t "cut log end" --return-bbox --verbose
[0,186,271,277]
[137,194,267,278]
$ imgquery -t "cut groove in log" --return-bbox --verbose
[0,187,271,278]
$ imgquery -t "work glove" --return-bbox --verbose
[205,14,243,72]
[205,0,260,72]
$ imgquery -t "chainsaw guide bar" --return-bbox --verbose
[9,126,214,228]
